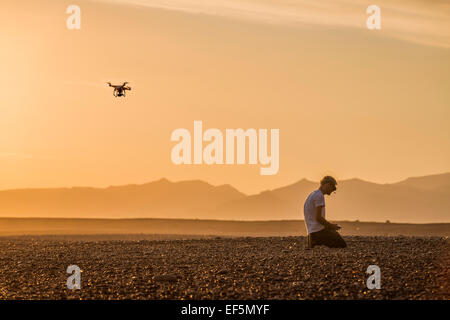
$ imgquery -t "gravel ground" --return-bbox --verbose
[0,236,448,300]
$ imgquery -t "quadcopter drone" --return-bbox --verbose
[107,82,131,97]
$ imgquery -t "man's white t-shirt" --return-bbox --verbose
[303,189,326,234]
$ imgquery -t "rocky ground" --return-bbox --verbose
[0,235,448,300]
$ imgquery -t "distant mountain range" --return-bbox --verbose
[0,173,449,223]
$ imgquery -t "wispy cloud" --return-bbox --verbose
[96,0,450,48]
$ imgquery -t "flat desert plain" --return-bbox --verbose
[0,219,448,299]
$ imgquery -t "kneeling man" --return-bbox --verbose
[303,176,346,248]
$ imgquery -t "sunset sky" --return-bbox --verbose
[1,0,449,194]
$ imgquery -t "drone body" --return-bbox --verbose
[107,82,131,97]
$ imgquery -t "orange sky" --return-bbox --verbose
[1,0,449,194]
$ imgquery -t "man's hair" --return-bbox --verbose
[320,176,337,186]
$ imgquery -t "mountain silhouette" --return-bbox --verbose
[394,172,450,190]
[0,173,449,223]
[0,179,245,219]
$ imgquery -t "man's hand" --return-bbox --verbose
[314,206,341,231]
[327,223,341,231]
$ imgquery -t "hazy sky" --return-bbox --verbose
[1,0,449,194]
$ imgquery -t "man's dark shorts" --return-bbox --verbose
[308,228,347,248]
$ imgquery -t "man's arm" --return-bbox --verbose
[315,206,340,230]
